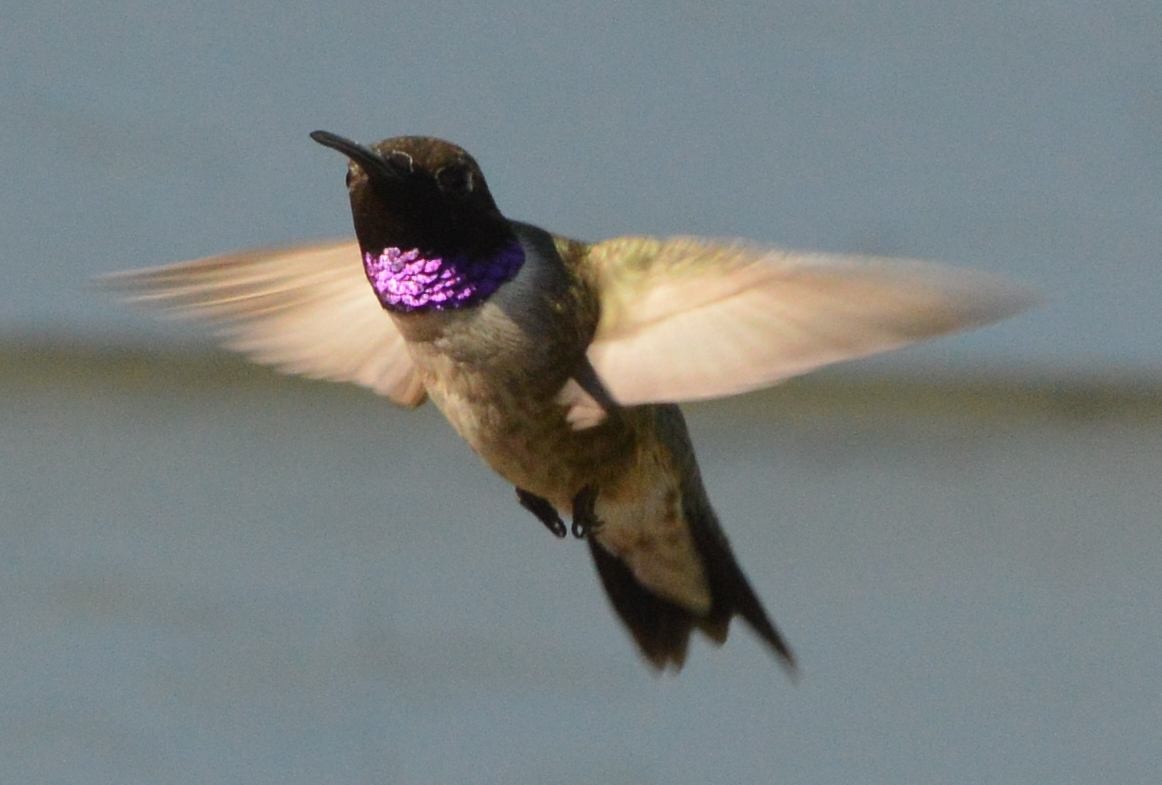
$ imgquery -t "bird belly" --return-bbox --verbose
[422,361,712,614]
[421,361,601,506]
[395,303,713,615]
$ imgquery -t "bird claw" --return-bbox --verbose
[516,486,603,540]
[516,487,566,538]
[571,485,602,539]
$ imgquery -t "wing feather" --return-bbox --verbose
[581,237,1034,408]
[104,240,426,406]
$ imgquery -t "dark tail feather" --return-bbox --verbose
[587,510,796,673]
[584,405,795,673]
[587,535,696,670]
[698,533,798,672]
[685,491,797,673]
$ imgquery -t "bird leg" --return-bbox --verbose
[571,485,602,540]
[516,487,566,538]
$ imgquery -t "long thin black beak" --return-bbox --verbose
[310,130,408,187]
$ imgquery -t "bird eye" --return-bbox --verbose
[435,163,474,197]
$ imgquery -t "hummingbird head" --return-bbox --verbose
[310,131,523,312]
[310,131,508,257]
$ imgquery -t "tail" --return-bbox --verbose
[587,484,796,673]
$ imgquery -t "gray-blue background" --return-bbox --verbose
[4,3,1161,784]
[3,1,1159,375]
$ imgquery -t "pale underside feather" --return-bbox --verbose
[568,237,1034,422]
[104,240,427,406]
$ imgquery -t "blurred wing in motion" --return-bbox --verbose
[576,236,1034,412]
[104,240,427,406]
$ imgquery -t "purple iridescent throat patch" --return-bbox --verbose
[362,242,524,312]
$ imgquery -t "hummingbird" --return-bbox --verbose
[111,131,1031,673]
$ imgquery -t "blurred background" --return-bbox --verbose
[3,2,1159,783]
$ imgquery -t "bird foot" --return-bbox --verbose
[571,485,602,539]
[516,487,566,538]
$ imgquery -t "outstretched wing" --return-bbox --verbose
[105,240,427,406]
[577,236,1033,409]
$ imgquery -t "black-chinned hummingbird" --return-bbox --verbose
[111,132,1032,672]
